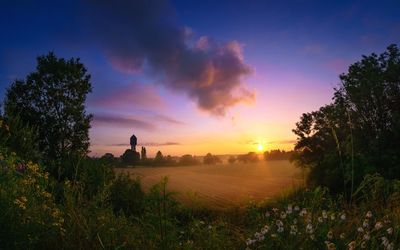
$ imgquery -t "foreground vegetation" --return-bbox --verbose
[1,148,399,249]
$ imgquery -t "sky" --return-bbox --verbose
[1,0,399,157]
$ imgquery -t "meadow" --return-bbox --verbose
[116,160,303,208]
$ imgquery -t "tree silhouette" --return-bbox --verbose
[293,44,400,194]
[4,52,92,180]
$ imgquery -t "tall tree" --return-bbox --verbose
[4,52,92,180]
[293,44,400,194]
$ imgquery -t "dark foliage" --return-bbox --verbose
[292,44,400,195]
[3,52,92,180]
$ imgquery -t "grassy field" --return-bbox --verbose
[115,160,303,209]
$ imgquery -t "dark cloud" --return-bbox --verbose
[83,0,254,116]
[92,114,156,131]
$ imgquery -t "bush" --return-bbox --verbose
[109,174,144,216]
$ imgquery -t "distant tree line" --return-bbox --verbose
[264,150,294,161]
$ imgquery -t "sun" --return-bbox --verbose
[257,143,264,152]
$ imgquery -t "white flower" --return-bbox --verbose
[365,211,373,218]
[363,219,369,228]
[272,208,279,213]
[290,225,298,235]
[360,241,367,249]
[246,238,253,246]
[386,243,394,250]
[375,221,383,230]
[357,227,364,233]
[306,224,313,234]
[280,211,287,219]
[300,208,307,217]
[340,213,346,220]
[381,236,389,247]
[386,227,393,235]
[277,226,284,233]
[294,205,300,211]
[322,210,328,219]
[318,217,323,223]
[276,220,283,227]
[327,230,333,240]
[265,211,270,217]
[287,204,293,214]
[309,234,315,240]
[363,232,370,241]
[330,213,336,220]
[271,233,277,238]
[293,218,297,224]
[340,233,345,239]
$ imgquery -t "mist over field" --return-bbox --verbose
[116,160,302,208]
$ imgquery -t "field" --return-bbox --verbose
[115,160,303,209]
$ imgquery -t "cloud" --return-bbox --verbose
[83,0,255,116]
[108,142,180,147]
[90,82,164,109]
[151,114,186,125]
[92,114,156,131]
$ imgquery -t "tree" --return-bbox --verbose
[121,149,140,166]
[237,152,259,163]
[3,52,92,180]
[293,44,400,194]
[228,156,236,164]
[203,153,221,165]
[179,154,199,165]
[141,146,147,160]
[154,150,164,165]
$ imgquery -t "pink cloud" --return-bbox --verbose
[90,82,164,109]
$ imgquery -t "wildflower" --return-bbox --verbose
[294,205,300,211]
[348,241,356,250]
[271,233,277,238]
[360,241,367,249]
[200,220,205,225]
[293,218,297,224]
[330,213,336,220]
[318,217,323,223]
[275,220,283,227]
[265,211,270,217]
[16,163,27,173]
[327,230,333,240]
[290,225,298,235]
[386,227,393,235]
[357,227,364,233]
[340,233,345,239]
[208,225,212,230]
[272,208,279,213]
[326,242,336,250]
[381,237,389,247]
[14,196,28,210]
[365,211,372,218]
[246,238,253,246]
[309,234,315,240]
[287,204,293,214]
[300,208,307,217]
[363,232,370,241]
[340,213,346,220]
[386,243,394,250]
[277,226,284,233]
[375,221,383,230]
[362,219,369,228]
[280,211,287,219]
[322,210,328,219]
[306,224,313,234]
